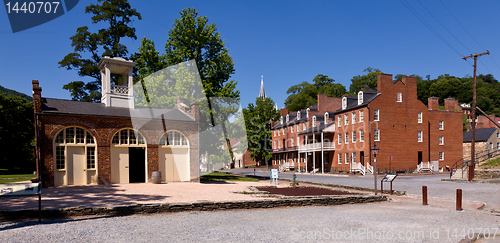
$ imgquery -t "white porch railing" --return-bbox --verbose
[110,85,129,94]
[279,162,295,172]
[298,142,335,152]
[351,162,366,175]
[414,162,433,173]
[366,163,373,174]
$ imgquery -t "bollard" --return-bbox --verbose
[456,189,462,211]
[422,186,428,205]
[292,173,296,184]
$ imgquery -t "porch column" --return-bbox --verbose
[321,132,324,174]
[313,133,316,174]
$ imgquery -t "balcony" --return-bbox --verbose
[298,142,335,152]
[110,85,129,95]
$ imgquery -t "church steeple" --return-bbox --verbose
[259,75,266,99]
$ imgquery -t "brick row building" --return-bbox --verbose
[271,73,463,173]
[34,57,200,187]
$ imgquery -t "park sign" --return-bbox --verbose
[0,182,40,196]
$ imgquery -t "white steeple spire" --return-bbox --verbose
[259,75,266,99]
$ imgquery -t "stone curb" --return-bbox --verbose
[441,178,500,184]
[0,194,386,221]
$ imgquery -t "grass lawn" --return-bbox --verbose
[480,157,500,169]
[0,174,36,184]
[200,172,259,182]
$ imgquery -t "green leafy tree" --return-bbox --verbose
[349,67,382,94]
[284,74,346,111]
[0,93,34,173]
[59,0,141,102]
[243,97,280,167]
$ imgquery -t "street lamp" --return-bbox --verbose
[371,144,380,195]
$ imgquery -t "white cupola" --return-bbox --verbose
[98,56,136,108]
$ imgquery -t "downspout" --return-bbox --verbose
[36,114,42,184]
[367,106,371,169]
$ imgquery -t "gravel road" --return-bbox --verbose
[1,201,499,242]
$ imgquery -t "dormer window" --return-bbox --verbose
[358,91,363,105]
[297,112,301,120]
[306,108,310,118]
[312,116,317,127]
[286,114,289,123]
[324,112,329,123]
[342,97,347,110]
[280,116,283,124]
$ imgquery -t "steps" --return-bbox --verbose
[451,169,468,179]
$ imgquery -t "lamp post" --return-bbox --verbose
[371,144,380,195]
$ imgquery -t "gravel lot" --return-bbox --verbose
[1,201,499,242]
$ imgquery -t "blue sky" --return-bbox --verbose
[1,0,500,109]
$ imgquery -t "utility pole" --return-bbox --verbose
[462,51,489,181]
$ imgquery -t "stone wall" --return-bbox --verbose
[474,169,500,179]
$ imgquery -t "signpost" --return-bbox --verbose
[0,182,42,222]
[270,169,278,185]
[380,174,397,195]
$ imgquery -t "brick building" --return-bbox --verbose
[33,57,200,187]
[271,73,463,173]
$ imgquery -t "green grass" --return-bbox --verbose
[480,157,500,169]
[0,179,35,184]
[0,174,36,179]
[200,172,259,182]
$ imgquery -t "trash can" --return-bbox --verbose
[152,171,162,184]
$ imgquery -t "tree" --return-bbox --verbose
[0,93,34,173]
[243,97,280,167]
[59,0,141,102]
[284,74,346,111]
[349,67,382,94]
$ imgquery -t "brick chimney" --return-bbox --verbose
[190,102,200,122]
[175,96,186,113]
[280,108,288,116]
[444,98,459,112]
[32,80,42,113]
[402,76,417,100]
[428,97,439,110]
[377,73,392,93]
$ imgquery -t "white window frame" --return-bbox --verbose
[274,140,276,149]
[345,153,349,164]
[397,92,402,102]
[352,131,356,143]
[345,132,349,144]
[338,154,342,164]
[439,136,444,145]
[297,124,299,132]
[338,116,342,127]
[359,110,364,122]
[439,121,444,130]
[439,152,444,161]
[358,91,363,105]
[278,140,281,149]
[291,137,294,147]
[291,125,294,133]
[418,131,423,142]
[344,114,349,126]
[338,133,342,145]
[312,116,317,127]
[374,129,380,141]
[497,143,500,150]
[490,142,494,150]
[352,112,356,124]
[360,130,364,142]
[352,152,356,163]
[342,97,347,110]
[303,123,306,131]
[418,112,422,124]
[324,112,329,123]
[374,109,379,121]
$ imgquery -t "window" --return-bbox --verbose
[338,116,342,127]
[55,146,65,170]
[87,147,95,169]
[86,132,94,144]
[297,112,301,120]
[497,132,499,139]
[291,137,294,147]
[342,97,347,110]
[303,123,306,131]
[358,91,363,105]
[397,92,402,102]
[360,130,364,142]
[352,152,356,163]
[439,136,444,145]
[374,129,380,141]
[439,121,444,130]
[325,112,329,123]
[345,132,349,144]
[344,114,349,125]
[297,125,299,132]
[278,140,281,149]
[160,131,188,146]
[313,116,317,127]
[418,131,423,142]
[374,109,379,121]
[359,110,364,122]
[490,142,494,150]
[76,128,85,143]
[112,129,146,145]
[286,114,289,123]
[352,112,356,124]
[345,153,349,164]
[66,127,74,143]
[439,152,444,161]
[274,130,276,137]
[338,154,342,164]
[497,143,500,150]
[352,131,356,143]
[280,116,283,124]
[291,125,294,133]
[338,134,342,145]
[274,140,276,149]
[418,112,422,123]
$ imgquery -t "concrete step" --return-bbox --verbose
[451,169,468,179]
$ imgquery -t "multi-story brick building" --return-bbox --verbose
[271,73,463,173]
[33,57,200,187]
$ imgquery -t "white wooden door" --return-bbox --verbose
[111,147,129,183]
[67,147,86,185]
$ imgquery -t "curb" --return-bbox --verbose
[0,194,387,221]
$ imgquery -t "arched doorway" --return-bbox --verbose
[158,131,190,182]
[53,126,97,186]
[110,129,147,183]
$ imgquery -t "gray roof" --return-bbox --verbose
[40,98,196,122]
[463,127,498,142]
[330,90,379,115]
[298,121,335,135]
